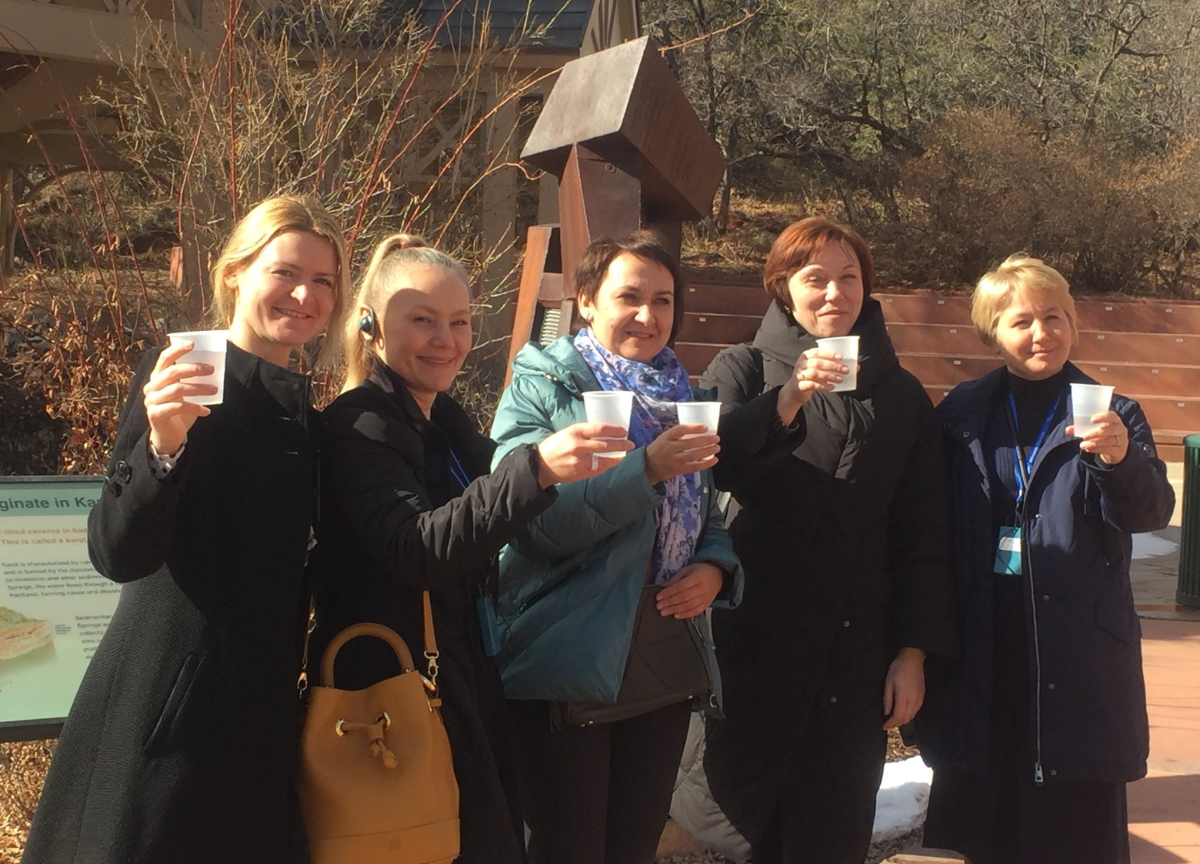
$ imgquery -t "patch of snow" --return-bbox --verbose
[1132,532,1178,560]
[872,756,933,843]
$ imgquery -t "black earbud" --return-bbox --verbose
[358,307,376,341]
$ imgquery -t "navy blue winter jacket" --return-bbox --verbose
[918,363,1175,784]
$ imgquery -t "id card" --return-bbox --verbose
[993,526,1023,576]
[477,595,503,657]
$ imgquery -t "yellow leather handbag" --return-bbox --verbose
[299,594,460,864]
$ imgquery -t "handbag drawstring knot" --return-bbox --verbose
[335,714,397,769]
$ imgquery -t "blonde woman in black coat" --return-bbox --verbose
[311,234,628,863]
[24,196,350,864]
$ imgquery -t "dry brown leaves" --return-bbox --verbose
[0,740,54,864]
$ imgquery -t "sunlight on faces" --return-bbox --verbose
[578,252,674,363]
[373,264,472,405]
[993,289,1074,381]
[785,242,864,338]
[227,230,337,366]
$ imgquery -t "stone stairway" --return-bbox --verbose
[675,278,1199,461]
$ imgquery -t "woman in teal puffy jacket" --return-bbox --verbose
[490,231,744,864]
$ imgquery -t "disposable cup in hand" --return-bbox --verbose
[676,401,720,435]
[168,330,228,406]
[1070,383,1114,437]
[583,391,634,459]
[815,335,860,392]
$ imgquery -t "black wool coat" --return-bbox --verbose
[311,358,557,864]
[918,364,1176,784]
[695,300,957,837]
[24,344,317,864]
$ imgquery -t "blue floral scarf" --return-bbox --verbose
[573,328,703,585]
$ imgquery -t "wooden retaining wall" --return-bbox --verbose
[675,277,1199,461]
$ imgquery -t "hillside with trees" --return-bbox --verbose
[646,0,1200,296]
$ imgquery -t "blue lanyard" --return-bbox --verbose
[448,448,472,493]
[1006,391,1061,507]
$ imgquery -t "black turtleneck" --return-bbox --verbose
[984,366,1070,532]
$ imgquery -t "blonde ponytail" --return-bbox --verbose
[342,234,469,390]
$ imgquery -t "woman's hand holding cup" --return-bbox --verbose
[1068,410,1130,465]
[644,423,719,485]
[777,347,850,425]
[143,340,219,456]
[535,422,633,487]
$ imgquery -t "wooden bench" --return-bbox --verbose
[673,280,1198,461]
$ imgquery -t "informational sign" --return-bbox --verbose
[0,476,114,741]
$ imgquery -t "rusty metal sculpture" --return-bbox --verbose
[506,36,724,377]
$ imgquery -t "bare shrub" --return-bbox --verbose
[0,1,564,853]
[871,108,1200,296]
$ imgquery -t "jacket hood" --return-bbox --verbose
[509,336,601,396]
[752,298,899,390]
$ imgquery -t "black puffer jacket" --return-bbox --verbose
[678,299,957,850]
[25,344,317,864]
[704,299,957,672]
[312,358,557,864]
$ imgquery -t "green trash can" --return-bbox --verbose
[1180,433,1200,608]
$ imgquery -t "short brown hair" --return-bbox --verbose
[572,231,686,342]
[762,217,874,313]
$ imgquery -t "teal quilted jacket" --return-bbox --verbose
[489,336,744,707]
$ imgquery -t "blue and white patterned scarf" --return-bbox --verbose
[572,328,703,585]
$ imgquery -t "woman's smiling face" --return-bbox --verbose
[375,264,473,405]
[992,289,1074,380]
[227,230,337,365]
[577,252,675,363]
[784,241,864,338]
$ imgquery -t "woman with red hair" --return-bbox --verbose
[673,216,957,863]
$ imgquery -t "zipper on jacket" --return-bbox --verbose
[1023,511,1046,786]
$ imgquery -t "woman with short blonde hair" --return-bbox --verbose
[970,254,1078,348]
[919,255,1175,864]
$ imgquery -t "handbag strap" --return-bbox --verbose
[300,591,441,693]
[320,622,417,688]
[422,591,440,692]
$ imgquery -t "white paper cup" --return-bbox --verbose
[676,401,721,435]
[815,335,860,392]
[168,330,228,405]
[1070,383,1114,436]
[583,391,634,459]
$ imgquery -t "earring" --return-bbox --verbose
[358,307,377,341]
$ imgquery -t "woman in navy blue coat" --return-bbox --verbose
[919,255,1176,864]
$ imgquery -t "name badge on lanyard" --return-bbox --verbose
[994,525,1023,575]
[996,391,1061,577]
